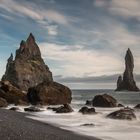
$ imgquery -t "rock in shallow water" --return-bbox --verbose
[107,108,136,120]
[24,106,42,112]
[9,107,20,111]
[117,103,124,107]
[92,94,117,107]
[79,106,96,114]
[134,104,140,109]
[80,123,95,127]
[85,100,92,106]
[47,104,73,113]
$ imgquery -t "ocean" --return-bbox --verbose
[21,90,140,140]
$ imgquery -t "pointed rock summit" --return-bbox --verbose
[115,48,139,91]
[1,33,72,105]
[2,33,53,91]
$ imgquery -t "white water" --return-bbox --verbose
[6,90,140,140]
[24,105,140,140]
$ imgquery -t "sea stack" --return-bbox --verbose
[115,48,139,91]
[2,33,53,91]
[1,33,72,105]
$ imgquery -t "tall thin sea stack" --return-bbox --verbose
[115,48,139,91]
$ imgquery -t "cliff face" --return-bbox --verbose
[116,48,139,91]
[2,33,53,91]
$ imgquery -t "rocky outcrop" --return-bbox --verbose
[27,82,72,105]
[24,106,42,112]
[134,104,140,109]
[1,33,72,105]
[118,103,124,107]
[79,106,96,114]
[80,123,95,127]
[0,81,27,105]
[2,33,53,91]
[116,48,139,91]
[9,107,20,111]
[48,104,73,113]
[85,100,92,106]
[107,108,136,120]
[92,94,117,107]
[0,97,8,107]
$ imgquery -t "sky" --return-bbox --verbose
[0,0,140,89]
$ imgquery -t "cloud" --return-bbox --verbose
[44,25,58,36]
[0,0,43,20]
[45,10,68,25]
[0,0,69,36]
[0,13,13,21]
[94,0,140,20]
[39,42,123,77]
[94,0,108,7]
[109,0,140,19]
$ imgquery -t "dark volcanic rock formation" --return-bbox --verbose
[134,104,140,109]
[48,104,73,113]
[116,48,139,91]
[24,106,42,112]
[1,33,72,105]
[79,106,96,114]
[27,82,72,105]
[0,97,8,107]
[92,94,117,107]
[2,33,53,91]
[107,108,136,120]
[0,81,27,105]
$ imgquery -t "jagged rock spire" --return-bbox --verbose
[15,33,42,61]
[2,33,53,91]
[115,48,139,91]
[26,33,35,44]
[8,53,13,62]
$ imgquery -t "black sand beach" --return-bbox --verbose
[0,109,100,140]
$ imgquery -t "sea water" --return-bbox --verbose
[27,90,140,140]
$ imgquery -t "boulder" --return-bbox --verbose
[107,108,136,120]
[24,106,42,112]
[15,99,29,106]
[47,107,58,111]
[134,104,140,109]
[2,33,53,91]
[9,107,20,111]
[0,81,27,104]
[85,100,92,106]
[92,94,117,107]
[118,103,124,107]
[79,106,96,114]
[27,82,72,105]
[81,123,95,127]
[115,49,139,91]
[0,97,8,107]
[55,104,73,113]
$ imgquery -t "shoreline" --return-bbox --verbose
[0,109,101,140]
